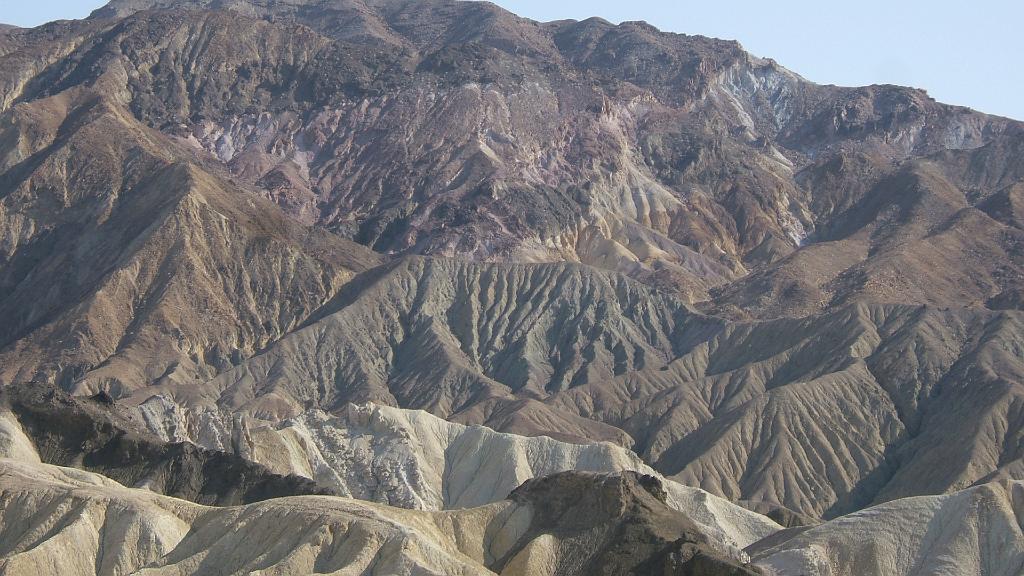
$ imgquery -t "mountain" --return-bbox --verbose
[0,0,1023,574]
[8,0,1018,314]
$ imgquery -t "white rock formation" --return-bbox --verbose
[5,403,1024,576]
[137,397,781,551]
[0,417,755,576]
[0,458,508,576]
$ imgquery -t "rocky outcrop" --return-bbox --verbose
[498,471,760,576]
[0,384,332,505]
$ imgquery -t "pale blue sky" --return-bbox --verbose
[2,1,1021,120]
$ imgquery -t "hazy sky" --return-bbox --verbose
[3,0,1021,120]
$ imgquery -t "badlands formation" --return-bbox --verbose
[0,0,1022,574]
[3,395,1024,575]
[0,410,765,575]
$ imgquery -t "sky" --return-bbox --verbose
[2,1,1021,120]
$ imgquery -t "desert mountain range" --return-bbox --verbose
[0,1,1023,574]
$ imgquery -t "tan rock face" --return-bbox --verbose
[752,480,1024,576]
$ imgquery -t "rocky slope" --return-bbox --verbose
[131,252,1024,519]
[752,480,1024,576]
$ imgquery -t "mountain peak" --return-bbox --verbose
[89,0,469,20]
[90,0,352,20]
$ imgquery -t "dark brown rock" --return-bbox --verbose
[1,383,335,506]
[500,471,761,576]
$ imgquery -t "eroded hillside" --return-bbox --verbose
[0,1,1023,574]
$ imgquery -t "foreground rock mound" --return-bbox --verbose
[503,471,759,576]
[3,434,1021,576]
[0,458,761,576]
